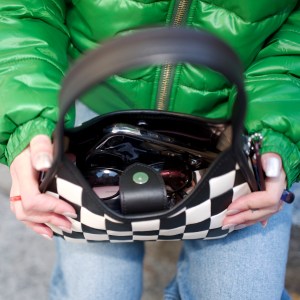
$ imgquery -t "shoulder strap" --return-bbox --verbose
[54,27,246,161]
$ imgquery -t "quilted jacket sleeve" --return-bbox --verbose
[0,0,74,166]
[243,3,300,187]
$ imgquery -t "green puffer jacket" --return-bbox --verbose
[1,0,300,187]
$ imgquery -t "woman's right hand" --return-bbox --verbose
[9,135,77,240]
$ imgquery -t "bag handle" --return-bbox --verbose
[55,27,246,161]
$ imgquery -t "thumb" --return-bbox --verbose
[30,135,53,171]
[261,153,282,178]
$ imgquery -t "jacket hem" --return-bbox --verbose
[5,118,56,166]
[260,128,300,188]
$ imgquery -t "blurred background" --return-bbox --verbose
[0,164,299,300]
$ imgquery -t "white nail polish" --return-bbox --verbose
[63,212,77,219]
[265,157,280,177]
[58,226,72,234]
[34,153,53,171]
[234,224,247,230]
[222,224,236,231]
[41,234,53,241]
[226,209,240,216]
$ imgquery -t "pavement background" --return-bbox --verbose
[0,164,299,300]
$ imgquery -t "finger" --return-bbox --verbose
[261,153,282,178]
[10,159,22,214]
[223,170,285,226]
[11,150,76,217]
[232,216,270,231]
[224,196,282,227]
[224,204,281,228]
[10,149,74,220]
[9,140,76,240]
[231,153,284,212]
[10,201,15,213]
[10,157,22,200]
[260,219,268,228]
[225,168,286,214]
[22,221,54,240]
[30,135,53,171]
[21,193,77,218]
[223,210,275,231]
[236,209,278,229]
[9,190,55,239]
[13,200,73,231]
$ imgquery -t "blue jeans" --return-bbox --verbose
[49,203,293,300]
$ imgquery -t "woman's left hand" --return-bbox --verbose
[222,153,286,230]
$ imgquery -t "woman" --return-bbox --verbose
[1,1,300,299]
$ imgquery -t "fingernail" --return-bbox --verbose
[34,153,53,171]
[58,226,72,234]
[222,224,236,231]
[234,224,247,230]
[261,220,268,228]
[41,234,53,241]
[226,209,240,216]
[63,212,77,219]
[265,157,280,177]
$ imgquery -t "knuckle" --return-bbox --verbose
[236,215,248,224]
[22,196,40,212]
[47,201,58,213]
[240,218,249,224]
[266,198,278,207]
[22,201,35,212]
[49,199,69,215]
[47,216,59,227]
[268,206,279,214]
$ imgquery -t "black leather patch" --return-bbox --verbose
[119,163,168,214]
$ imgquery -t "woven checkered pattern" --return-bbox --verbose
[44,151,252,243]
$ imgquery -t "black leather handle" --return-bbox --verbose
[55,27,246,161]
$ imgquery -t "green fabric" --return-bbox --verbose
[5,117,56,166]
[0,0,300,186]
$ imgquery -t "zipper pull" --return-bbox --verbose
[248,133,265,191]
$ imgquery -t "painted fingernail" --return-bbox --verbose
[41,234,53,241]
[261,220,268,228]
[58,226,72,234]
[222,224,236,231]
[226,209,240,216]
[63,212,77,219]
[265,157,280,177]
[34,153,53,171]
[234,224,247,230]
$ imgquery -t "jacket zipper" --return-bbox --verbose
[156,0,190,110]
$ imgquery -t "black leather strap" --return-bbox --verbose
[54,27,246,162]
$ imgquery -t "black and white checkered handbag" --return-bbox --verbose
[40,27,258,242]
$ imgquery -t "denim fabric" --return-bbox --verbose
[49,204,293,300]
[164,204,293,300]
[74,101,98,127]
[50,240,144,300]
[291,183,300,226]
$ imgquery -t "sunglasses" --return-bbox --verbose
[76,126,213,212]
[84,133,209,171]
[82,160,193,200]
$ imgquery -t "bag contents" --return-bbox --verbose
[74,123,216,214]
